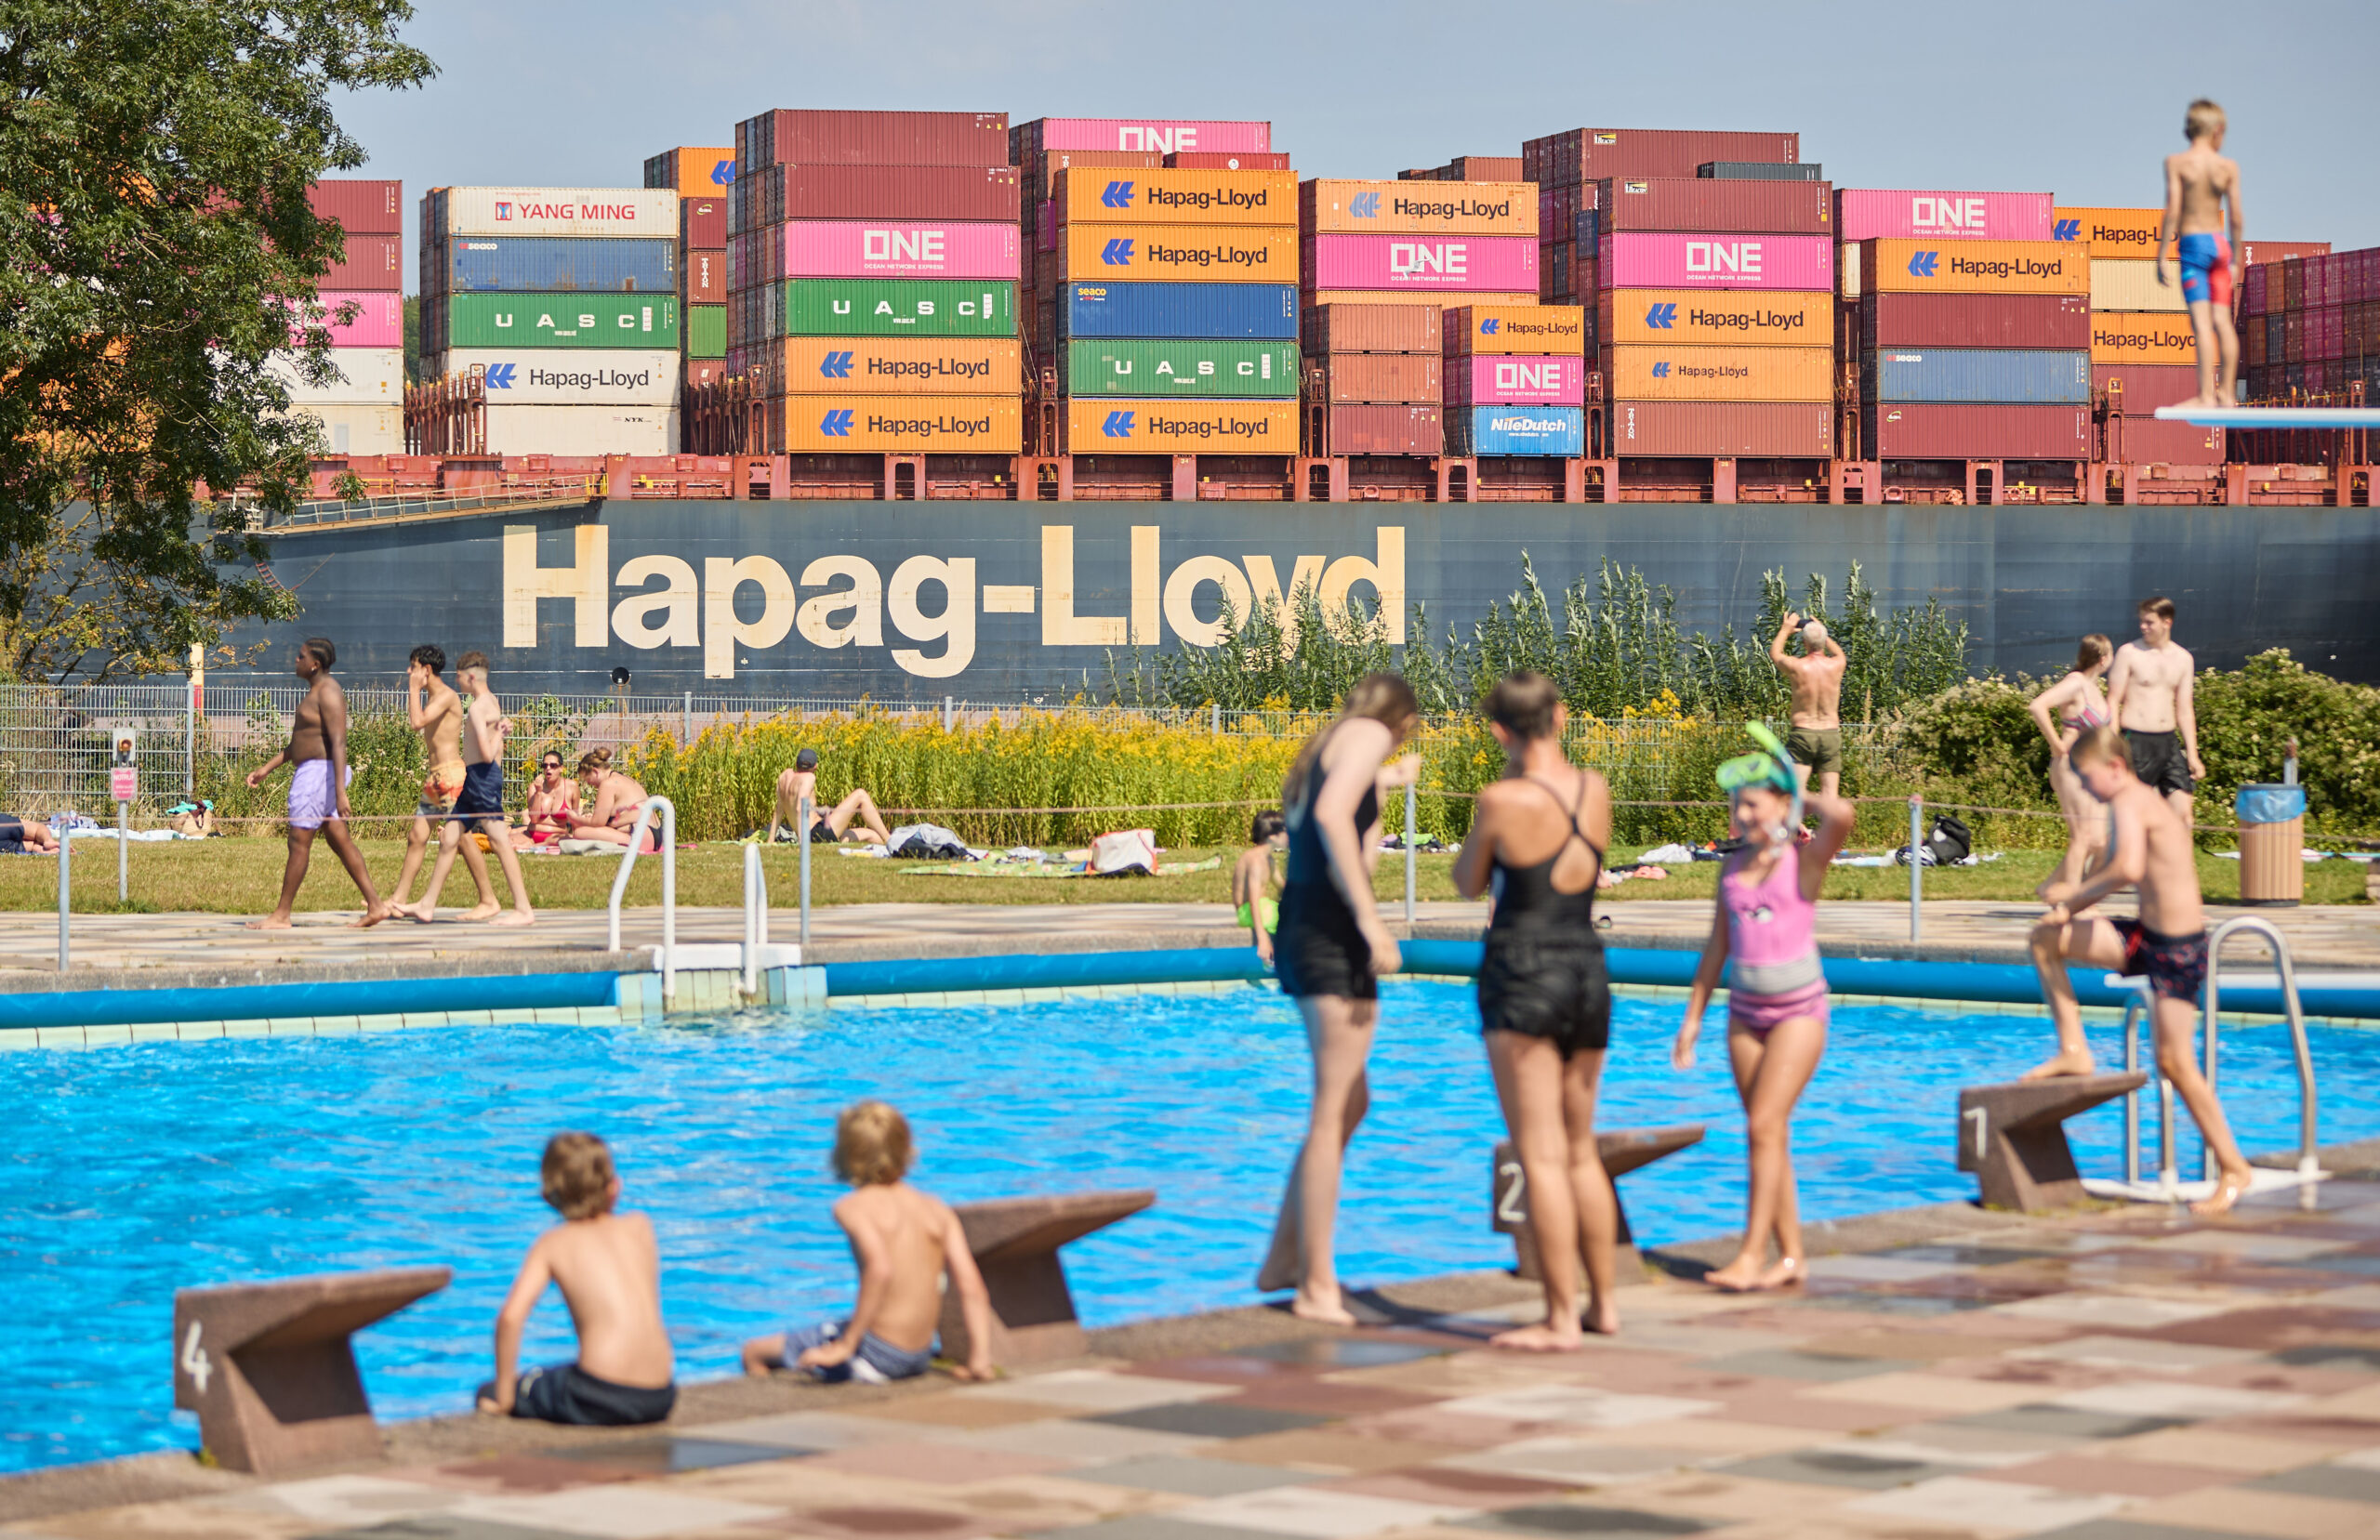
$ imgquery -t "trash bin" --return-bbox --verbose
[2237,783,2306,907]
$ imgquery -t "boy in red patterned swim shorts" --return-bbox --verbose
[2157,98,2244,409]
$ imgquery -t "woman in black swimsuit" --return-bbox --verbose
[1452,672,1616,1347]
[1256,673,1421,1326]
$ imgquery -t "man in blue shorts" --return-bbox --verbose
[2157,99,2244,409]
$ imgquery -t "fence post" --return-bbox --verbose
[117,802,127,903]
[799,796,813,950]
[1210,701,1221,734]
[1909,794,1924,944]
[681,691,692,745]
[57,831,70,972]
[1404,781,1418,926]
[184,674,196,800]
[943,695,954,733]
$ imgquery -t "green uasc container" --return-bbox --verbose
[685,304,726,358]
[438,293,680,349]
[781,280,1015,337]
[1063,339,1301,398]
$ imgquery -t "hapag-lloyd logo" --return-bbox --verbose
[1391,196,1514,222]
[1143,413,1275,440]
[1948,253,2068,280]
[1390,242,1468,277]
[1144,240,1276,270]
[502,523,1406,680]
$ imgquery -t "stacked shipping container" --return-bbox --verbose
[645,145,734,428]
[1444,304,1588,455]
[418,187,681,454]
[1529,126,1798,313]
[729,109,1021,454]
[283,178,406,454]
[1306,304,1442,455]
[2241,246,2372,404]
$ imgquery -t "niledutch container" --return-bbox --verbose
[1059,282,1298,339]
[1602,345,1833,401]
[1834,191,2054,244]
[2091,313,2198,365]
[299,291,403,349]
[429,188,678,239]
[1865,348,2091,404]
[1446,406,1585,456]
[434,350,681,404]
[434,294,679,349]
[438,237,676,294]
[1025,119,1271,155]
[783,221,1020,280]
[1859,240,2087,296]
[2051,207,2162,258]
[268,347,403,403]
[1600,290,1830,347]
[1056,168,1298,227]
[1862,403,2091,458]
[307,180,403,235]
[1608,401,1831,457]
[483,404,675,457]
[1447,355,1586,406]
[686,306,726,358]
[1061,225,1297,283]
[1061,400,1298,454]
[1591,178,1831,235]
[1861,295,2091,350]
[1302,234,1538,292]
[2090,260,2186,312]
[1063,340,1299,398]
[768,338,1019,395]
[779,396,1022,454]
[1599,233,1832,291]
[782,281,1015,338]
[1301,181,1537,236]
[1307,303,1440,354]
[1325,405,1442,456]
[1445,305,1588,355]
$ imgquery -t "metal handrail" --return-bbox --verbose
[603,796,677,1000]
[2204,914,2321,1182]
[742,844,769,997]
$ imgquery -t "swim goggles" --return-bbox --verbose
[1716,722,1805,829]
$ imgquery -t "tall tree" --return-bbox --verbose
[0,1,434,681]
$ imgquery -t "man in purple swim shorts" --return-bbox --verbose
[244,637,392,928]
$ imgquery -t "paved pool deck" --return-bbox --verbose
[10,1153,2380,1540]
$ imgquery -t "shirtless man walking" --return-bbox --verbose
[2024,725,2254,1213]
[390,645,496,917]
[2107,596,2202,827]
[245,637,391,928]
[1770,611,1847,800]
[766,748,891,846]
[400,652,535,927]
[2156,99,2245,409]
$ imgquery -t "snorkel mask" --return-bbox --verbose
[1716,723,1803,848]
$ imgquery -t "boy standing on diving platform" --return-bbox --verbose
[2157,99,2245,410]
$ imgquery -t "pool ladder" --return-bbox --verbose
[2113,915,2323,1204]
[605,796,677,1000]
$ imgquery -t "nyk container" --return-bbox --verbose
[2051,207,2162,258]
[1447,406,1585,456]
[765,337,1018,395]
[2089,260,2186,312]
[431,294,678,349]
[300,291,403,349]
[1319,355,1443,404]
[645,146,736,199]
[1055,168,1297,226]
[782,280,1016,337]
[1447,355,1586,406]
[776,395,1022,454]
[2090,313,2198,365]
[322,234,402,290]
[268,347,403,402]
[740,110,1008,171]
[1061,224,1298,283]
[1022,119,1271,156]
[1303,234,1538,292]
[1590,178,1831,235]
[1834,191,2054,244]
[1445,305,1589,355]
[1860,294,2091,350]
[1607,401,1831,457]
[1301,181,1537,236]
[1062,339,1298,397]
[1864,349,2090,404]
[1602,344,1833,401]
[427,188,678,239]
[1526,128,1799,185]
[1306,303,1440,353]
[438,236,676,294]
[1599,233,1832,291]
[434,350,681,404]
[483,403,675,456]
[1324,404,1443,456]
[747,165,1017,226]
[1060,399,1298,454]
[307,179,403,235]
[1701,163,1826,182]
[1862,403,2091,458]
[1858,240,2087,296]
[1600,290,1830,347]
[1059,282,1297,339]
[685,306,726,358]
[782,221,1020,280]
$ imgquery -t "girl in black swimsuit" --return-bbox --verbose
[1452,672,1618,1346]
[1256,673,1421,1326]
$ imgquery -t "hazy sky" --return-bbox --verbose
[342,0,2378,290]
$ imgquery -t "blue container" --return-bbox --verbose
[1058,282,1298,340]
[1448,405,1585,456]
[1865,347,2090,404]
[441,236,677,295]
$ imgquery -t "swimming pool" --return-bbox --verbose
[4,981,2371,1474]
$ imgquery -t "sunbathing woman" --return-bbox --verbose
[514,753,581,850]
[558,749,653,849]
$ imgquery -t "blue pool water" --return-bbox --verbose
[3,981,2373,1475]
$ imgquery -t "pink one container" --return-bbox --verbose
[300,291,403,348]
[782,220,1020,280]
[1447,354,1585,406]
[1834,190,2055,243]
[1031,118,1270,153]
[1302,233,1539,292]
[1597,232,1831,291]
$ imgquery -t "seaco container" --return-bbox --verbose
[308,179,403,235]
[1023,119,1271,156]
[1859,239,2087,296]
[781,280,1015,337]
[1602,344,1833,401]
[1599,233,1832,291]
[685,306,726,357]
[1601,289,1829,347]
[1445,305,1588,355]
[428,188,677,239]
[1447,406,1585,456]
[438,236,676,294]
[739,110,1008,171]
[2051,207,2162,258]
[1055,168,1297,227]
[779,395,1022,454]
[644,146,736,199]
[322,234,402,290]
[1061,282,1297,339]
[1307,303,1441,354]
[2089,260,2185,312]
[1835,191,2054,244]
[1325,404,1443,456]
[1862,294,2091,350]
[435,293,679,349]
[1301,181,1537,236]
[1063,339,1299,398]
[1865,348,2091,404]
[268,347,403,403]
[1319,355,1444,405]
[1061,399,1298,454]
[1302,234,1538,292]
[436,350,680,404]
[1061,224,1298,283]
[748,165,1017,225]
[1591,178,1831,235]
[1448,355,1586,406]
[1862,402,2091,458]
[301,291,403,349]
[768,338,1018,396]
[1608,401,1831,457]
[783,221,1019,281]
[2091,313,2198,365]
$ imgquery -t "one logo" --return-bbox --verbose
[1349,191,1381,219]
[1103,410,1135,438]
[1907,250,1940,277]
[1480,318,1500,335]
[818,350,854,378]
[1101,180,1133,209]
[2053,217,2081,242]
[483,362,516,388]
[710,158,734,186]
[1645,302,1678,329]
[493,201,512,221]
[1650,361,1671,378]
[819,408,854,437]
[1101,237,1134,265]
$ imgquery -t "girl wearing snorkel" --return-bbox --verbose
[1673,725,1855,1293]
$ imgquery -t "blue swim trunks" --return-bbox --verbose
[2176,231,2232,307]
[780,1321,932,1384]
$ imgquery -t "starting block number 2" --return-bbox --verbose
[1495,1159,1528,1227]
[180,1322,213,1395]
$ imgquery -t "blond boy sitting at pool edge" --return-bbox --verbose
[742,1101,996,1384]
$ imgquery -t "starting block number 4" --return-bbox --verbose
[180,1322,213,1395]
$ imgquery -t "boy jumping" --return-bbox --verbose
[2157,98,2245,408]
[478,1132,677,1425]
[742,1101,995,1384]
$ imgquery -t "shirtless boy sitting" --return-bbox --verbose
[2157,98,2245,409]
[2107,596,2202,827]
[477,1132,677,1425]
[741,1101,994,1385]
[766,748,890,846]
[1770,611,1847,800]
[2025,725,2254,1213]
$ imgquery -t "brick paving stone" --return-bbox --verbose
[1844,1474,2128,1533]
[1205,1430,1474,1476]
[1707,1449,1969,1492]
[2243,1463,2380,1504]
[1456,1502,1720,1537]
[1091,1404,1337,1441]
[1983,1454,2232,1499]
[2123,1486,2380,1539]
[1073,1459,1316,1498]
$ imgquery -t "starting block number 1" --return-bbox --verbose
[179,1322,213,1395]
[1964,1105,1989,1160]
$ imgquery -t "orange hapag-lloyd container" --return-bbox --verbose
[1445,305,1588,355]
[1054,167,1298,227]
[2090,312,2198,366]
[647,147,735,201]
[1062,399,1299,454]
[1599,289,1831,347]
[1601,344,1834,401]
[2054,206,2162,259]
[771,337,1021,395]
[1060,224,1298,283]
[1301,180,1538,236]
[774,395,1022,453]
[1862,240,2089,296]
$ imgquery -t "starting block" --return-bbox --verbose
[940,1189,1153,1365]
[1491,1125,1704,1280]
[1957,1074,2146,1211]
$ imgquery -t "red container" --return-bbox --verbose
[322,232,402,290]
[1302,303,1440,353]
[1590,178,1831,234]
[2309,303,2345,361]
[684,359,728,389]
[2111,416,2224,465]
[682,196,726,248]
[2093,364,2199,412]
[1606,401,1830,456]
[1321,354,1442,404]
[1167,151,1294,170]
[752,164,1018,224]
[683,248,725,304]
[1861,294,2090,350]
[1024,151,1166,198]
[1327,403,1443,454]
[1525,128,1798,187]
[737,109,1008,172]
[308,179,402,235]
[1862,403,2092,458]
[1406,156,1524,183]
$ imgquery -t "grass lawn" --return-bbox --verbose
[4,837,2366,915]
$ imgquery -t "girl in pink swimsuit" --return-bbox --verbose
[1673,725,1855,1293]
